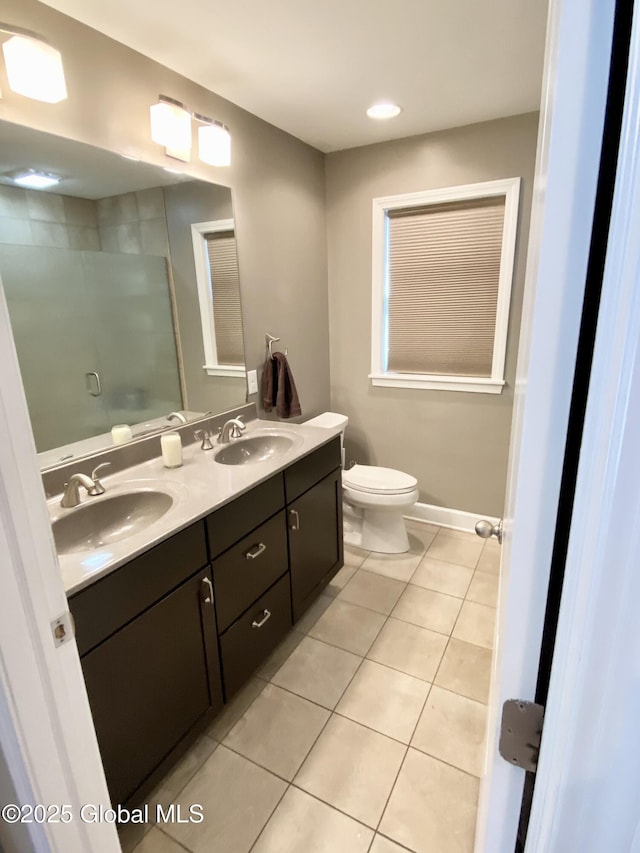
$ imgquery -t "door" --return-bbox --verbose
[475,0,623,850]
[288,468,343,620]
[0,244,112,450]
[81,568,222,807]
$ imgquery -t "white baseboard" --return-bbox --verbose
[404,501,500,534]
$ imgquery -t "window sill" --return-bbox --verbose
[203,364,246,378]
[369,372,505,394]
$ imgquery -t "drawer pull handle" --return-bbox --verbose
[201,576,214,605]
[289,509,300,531]
[251,609,271,629]
[245,542,267,560]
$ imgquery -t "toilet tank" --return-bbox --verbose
[305,412,349,467]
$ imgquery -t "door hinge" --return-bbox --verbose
[499,699,545,772]
[51,611,75,647]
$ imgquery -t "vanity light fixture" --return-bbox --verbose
[149,96,231,167]
[0,23,67,103]
[195,114,232,167]
[10,169,61,189]
[366,102,402,120]
[150,95,192,158]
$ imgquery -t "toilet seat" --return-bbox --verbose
[342,464,418,496]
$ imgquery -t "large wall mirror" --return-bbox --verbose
[0,120,247,469]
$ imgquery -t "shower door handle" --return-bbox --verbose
[85,371,102,397]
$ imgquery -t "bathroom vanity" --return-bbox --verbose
[62,423,343,808]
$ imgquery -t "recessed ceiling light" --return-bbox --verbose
[11,169,61,189]
[366,102,402,120]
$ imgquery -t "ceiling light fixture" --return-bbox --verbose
[366,102,402,120]
[195,114,231,167]
[150,95,192,159]
[10,169,62,189]
[0,24,67,103]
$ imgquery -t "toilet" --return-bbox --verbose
[305,412,418,554]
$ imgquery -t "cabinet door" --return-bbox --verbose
[288,468,343,620]
[81,568,222,807]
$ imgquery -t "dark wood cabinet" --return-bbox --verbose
[69,522,223,807]
[67,435,343,808]
[80,567,222,807]
[288,467,344,620]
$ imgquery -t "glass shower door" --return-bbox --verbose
[80,251,182,429]
[0,244,111,452]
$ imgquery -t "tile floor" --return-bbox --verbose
[122,521,500,853]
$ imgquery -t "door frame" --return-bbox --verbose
[525,0,640,847]
[0,277,120,851]
[475,0,619,849]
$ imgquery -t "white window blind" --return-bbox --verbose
[205,231,244,366]
[386,196,506,377]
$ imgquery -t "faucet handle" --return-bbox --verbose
[230,417,247,439]
[88,462,110,496]
[194,429,214,451]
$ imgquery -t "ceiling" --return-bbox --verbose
[40,0,548,153]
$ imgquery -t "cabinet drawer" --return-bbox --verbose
[70,521,208,656]
[206,475,285,560]
[219,574,292,699]
[284,437,341,503]
[213,511,288,632]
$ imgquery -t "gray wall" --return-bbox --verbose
[0,0,330,419]
[325,113,539,516]
[164,181,245,411]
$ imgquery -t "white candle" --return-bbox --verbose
[161,432,182,468]
[111,424,132,445]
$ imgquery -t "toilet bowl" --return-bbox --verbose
[305,412,418,554]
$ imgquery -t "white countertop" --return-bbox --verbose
[52,419,340,596]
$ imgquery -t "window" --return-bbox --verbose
[191,218,245,376]
[370,178,520,393]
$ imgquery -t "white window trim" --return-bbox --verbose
[370,177,521,393]
[191,218,246,378]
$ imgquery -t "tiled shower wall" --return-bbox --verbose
[0,184,170,256]
[97,187,169,256]
[0,184,101,250]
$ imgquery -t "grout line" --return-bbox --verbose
[287,783,381,834]
[156,824,194,852]
[246,778,290,853]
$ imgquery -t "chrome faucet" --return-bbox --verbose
[167,411,187,424]
[218,417,247,444]
[60,463,111,508]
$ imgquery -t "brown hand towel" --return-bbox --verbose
[273,351,301,418]
[262,355,276,412]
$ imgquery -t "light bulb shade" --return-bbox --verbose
[150,99,192,152]
[198,123,231,167]
[2,35,67,103]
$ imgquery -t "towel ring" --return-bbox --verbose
[266,333,288,358]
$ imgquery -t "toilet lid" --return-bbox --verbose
[343,464,418,495]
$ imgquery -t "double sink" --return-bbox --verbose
[51,429,299,558]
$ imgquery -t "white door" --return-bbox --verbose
[475,0,622,850]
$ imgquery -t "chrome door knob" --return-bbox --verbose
[475,519,503,545]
